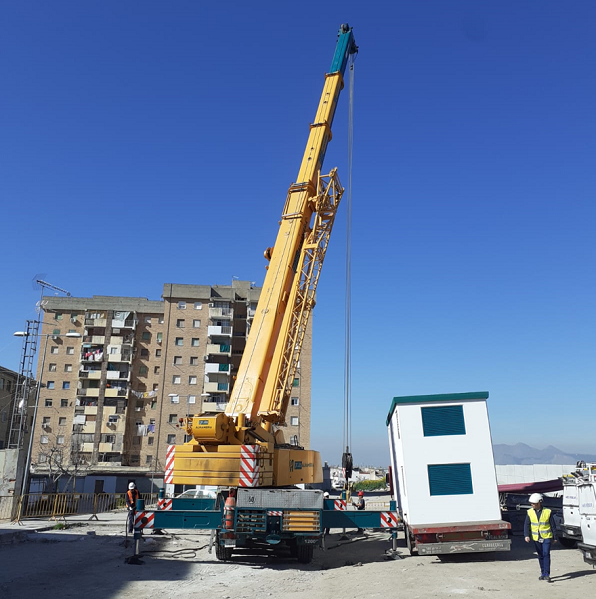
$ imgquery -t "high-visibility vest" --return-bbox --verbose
[127,489,140,507]
[527,507,553,540]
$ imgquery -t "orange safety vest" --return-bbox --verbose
[127,489,140,508]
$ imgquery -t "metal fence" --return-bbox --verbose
[6,492,158,522]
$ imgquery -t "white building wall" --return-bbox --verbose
[390,399,501,526]
[495,464,576,484]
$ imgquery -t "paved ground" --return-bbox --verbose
[1,509,594,599]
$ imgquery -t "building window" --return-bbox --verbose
[64,364,72,373]
[421,406,466,437]
[175,338,183,346]
[43,417,50,425]
[172,375,181,385]
[139,365,148,375]
[428,463,473,496]
[38,453,47,463]
[170,395,179,404]
[292,378,299,387]
[62,382,70,390]
[142,332,151,341]
[66,347,74,355]
[173,356,182,365]
[194,302,202,310]
[290,435,299,446]
[154,366,161,374]
[189,376,197,385]
[45,399,52,407]
[176,319,185,328]
[145,317,152,325]
[291,397,299,406]
[110,347,118,354]
[168,414,177,424]
[50,346,59,354]
[191,338,199,347]
[189,357,198,366]
[48,363,57,372]
[193,319,201,328]
[57,436,65,445]
[156,349,162,357]
[157,332,163,344]
[40,435,49,444]
[61,399,68,408]
[53,329,61,335]
[290,416,299,426]
[188,395,196,404]
[47,381,55,390]
[55,313,63,320]
[59,417,66,426]
[178,301,186,310]
[158,316,164,324]
[167,434,176,444]
[140,348,149,358]
[148,437,154,445]
[146,455,153,464]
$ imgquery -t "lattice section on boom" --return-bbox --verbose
[267,169,344,422]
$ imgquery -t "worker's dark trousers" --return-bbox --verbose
[533,538,552,577]
[127,509,136,533]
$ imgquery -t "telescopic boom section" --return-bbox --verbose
[226,25,357,425]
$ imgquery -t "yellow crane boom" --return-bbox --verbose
[171,25,357,488]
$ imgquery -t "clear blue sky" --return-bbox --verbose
[1,1,595,466]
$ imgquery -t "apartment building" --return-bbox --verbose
[31,281,311,491]
[0,366,20,449]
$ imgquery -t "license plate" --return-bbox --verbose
[224,539,236,547]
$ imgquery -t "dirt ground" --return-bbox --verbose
[1,522,594,599]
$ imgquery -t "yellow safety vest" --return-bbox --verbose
[527,508,553,541]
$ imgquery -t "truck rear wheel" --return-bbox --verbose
[216,543,233,561]
[296,544,314,563]
[406,530,417,555]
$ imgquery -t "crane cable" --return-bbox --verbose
[342,56,355,481]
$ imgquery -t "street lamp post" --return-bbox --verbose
[13,331,81,510]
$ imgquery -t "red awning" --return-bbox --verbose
[497,479,563,494]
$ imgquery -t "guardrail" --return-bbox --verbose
[9,492,158,522]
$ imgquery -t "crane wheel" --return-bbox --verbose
[296,544,314,564]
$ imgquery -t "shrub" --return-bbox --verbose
[352,479,386,492]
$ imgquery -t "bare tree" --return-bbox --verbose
[31,428,89,493]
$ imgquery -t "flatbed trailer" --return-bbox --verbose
[133,489,400,563]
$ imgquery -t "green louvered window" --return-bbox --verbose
[421,405,466,436]
[428,463,473,496]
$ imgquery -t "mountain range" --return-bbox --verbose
[493,443,596,465]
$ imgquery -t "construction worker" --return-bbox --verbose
[352,490,365,534]
[524,493,557,582]
[126,482,141,533]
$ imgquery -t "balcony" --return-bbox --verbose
[208,325,232,337]
[79,370,102,380]
[206,343,231,356]
[204,363,230,375]
[83,335,105,344]
[201,400,227,413]
[107,352,132,363]
[81,443,95,453]
[106,370,129,380]
[84,318,107,327]
[84,406,98,415]
[111,318,136,330]
[204,381,229,393]
[81,388,100,398]
[209,307,233,318]
[98,442,114,453]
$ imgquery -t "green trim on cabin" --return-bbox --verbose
[385,392,489,426]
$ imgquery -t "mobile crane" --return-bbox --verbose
[133,25,400,564]
[169,24,357,489]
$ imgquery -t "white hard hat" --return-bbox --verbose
[128,482,135,490]
[323,492,330,498]
[529,493,543,503]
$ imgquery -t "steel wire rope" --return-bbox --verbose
[343,57,355,470]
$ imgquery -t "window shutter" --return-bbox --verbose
[421,405,466,436]
[428,463,473,496]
